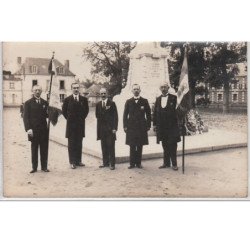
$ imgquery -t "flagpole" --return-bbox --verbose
[47,52,55,165]
[182,117,185,174]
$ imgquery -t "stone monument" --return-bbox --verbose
[114,42,171,134]
[116,42,170,105]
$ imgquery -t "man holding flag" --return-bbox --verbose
[23,85,50,173]
[153,83,180,171]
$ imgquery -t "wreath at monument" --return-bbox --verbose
[184,109,208,135]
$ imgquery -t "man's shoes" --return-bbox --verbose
[137,164,143,169]
[128,165,135,169]
[99,165,109,168]
[110,166,115,170]
[30,169,37,173]
[42,169,50,172]
[77,162,85,167]
[172,166,178,171]
[71,164,76,169]
[159,165,170,169]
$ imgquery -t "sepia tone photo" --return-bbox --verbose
[1,41,248,198]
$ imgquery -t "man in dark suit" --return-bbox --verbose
[62,82,89,169]
[23,85,49,173]
[96,88,118,170]
[153,83,181,171]
[123,84,151,169]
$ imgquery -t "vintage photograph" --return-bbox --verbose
[2,41,248,198]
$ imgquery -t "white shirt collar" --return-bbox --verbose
[134,96,140,100]
[102,98,108,104]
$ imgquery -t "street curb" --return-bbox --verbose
[49,135,247,164]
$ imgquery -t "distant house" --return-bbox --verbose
[87,84,102,106]
[3,70,23,107]
[14,57,76,104]
[208,62,247,110]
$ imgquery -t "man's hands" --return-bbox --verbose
[27,129,33,137]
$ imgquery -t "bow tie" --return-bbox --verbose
[134,97,140,100]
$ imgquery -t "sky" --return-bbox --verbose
[2,42,93,81]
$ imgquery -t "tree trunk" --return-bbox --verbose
[223,83,230,113]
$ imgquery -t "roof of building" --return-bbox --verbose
[87,84,102,93]
[14,57,75,76]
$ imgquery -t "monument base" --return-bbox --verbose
[50,114,247,164]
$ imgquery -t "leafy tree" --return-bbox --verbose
[205,42,247,113]
[161,42,208,108]
[83,42,137,97]
[161,42,247,112]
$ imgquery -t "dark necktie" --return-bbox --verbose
[102,101,105,108]
[75,96,78,102]
[36,99,40,104]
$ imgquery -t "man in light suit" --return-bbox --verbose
[153,83,181,171]
[96,88,118,170]
[123,84,151,169]
[62,82,89,169]
[23,85,49,173]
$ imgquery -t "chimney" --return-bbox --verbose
[65,60,69,69]
[17,57,22,65]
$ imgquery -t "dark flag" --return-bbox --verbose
[48,55,61,125]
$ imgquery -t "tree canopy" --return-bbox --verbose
[83,42,136,97]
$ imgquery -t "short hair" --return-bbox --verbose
[100,87,108,94]
[132,84,140,90]
[160,82,170,88]
[32,85,42,91]
[71,82,80,88]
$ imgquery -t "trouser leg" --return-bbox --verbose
[68,137,75,164]
[169,142,177,166]
[101,137,109,166]
[162,140,170,166]
[31,140,38,170]
[76,137,83,164]
[135,145,143,165]
[40,133,48,170]
[106,135,115,166]
[130,145,136,166]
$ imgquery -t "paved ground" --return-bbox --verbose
[2,108,248,198]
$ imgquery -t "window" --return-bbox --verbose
[232,94,238,102]
[32,80,38,86]
[60,94,65,102]
[9,82,15,89]
[60,80,65,90]
[58,67,64,74]
[217,93,223,102]
[239,83,242,90]
[31,65,38,74]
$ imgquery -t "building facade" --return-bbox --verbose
[12,57,75,105]
[3,71,23,107]
[208,62,247,110]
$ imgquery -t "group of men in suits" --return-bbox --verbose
[23,82,180,173]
